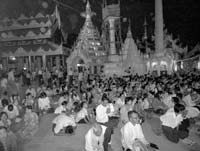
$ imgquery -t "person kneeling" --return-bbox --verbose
[52,112,76,136]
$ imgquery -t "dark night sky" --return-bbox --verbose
[0,0,200,48]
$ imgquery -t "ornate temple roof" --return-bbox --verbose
[72,1,104,62]
[0,6,64,57]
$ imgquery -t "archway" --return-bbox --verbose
[70,56,86,73]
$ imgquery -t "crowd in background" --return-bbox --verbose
[0,68,200,151]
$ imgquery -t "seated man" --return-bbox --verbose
[160,103,189,143]
[121,110,151,151]
[85,122,107,151]
[52,112,76,135]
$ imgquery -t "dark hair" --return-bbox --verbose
[0,112,8,119]
[174,103,185,114]
[1,99,9,107]
[26,93,32,97]
[63,91,69,96]
[125,97,133,104]
[128,110,138,119]
[8,104,14,111]
[65,126,73,134]
[171,97,180,105]
[0,126,7,131]
[61,101,68,106]
[26,105,33,110]
[39,92,47,98]
[102,93,109,102]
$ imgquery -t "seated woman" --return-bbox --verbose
[52,112,77,136]
[37,92,51,115]
[0,112,11,128]
[160,103,189,143]
[75,102,90,124]
[23,93,34,107]
[19,105,39,139]
[3,104,19,121]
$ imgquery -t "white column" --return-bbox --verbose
[56,56,60,68]
[108,18,116,55]
[28,56,31,70]
[155,0,164,54]
[42,55,46,69]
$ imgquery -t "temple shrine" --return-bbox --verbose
[0,6,68,72]
[67,1,105,74]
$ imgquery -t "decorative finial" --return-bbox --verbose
[81,0,95,20]
[143,16,148,40]
[127,18,132,38]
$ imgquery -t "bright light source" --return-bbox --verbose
[10,56,16,61]
[198,61,200,69]
[181,61,183,69]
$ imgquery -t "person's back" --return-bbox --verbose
[52,113,76,134]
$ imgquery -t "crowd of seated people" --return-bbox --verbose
[0,69,200,151]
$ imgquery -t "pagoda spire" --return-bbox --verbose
[143,16,148,41]
[81,0,95,21]
[127,19,133,38]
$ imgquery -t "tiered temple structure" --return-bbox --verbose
[0,6,67,71]
[67,1,105,74]
[122,24,146,75]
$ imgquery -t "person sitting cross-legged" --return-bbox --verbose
[75,102,90,124]
[85,122,107,151]
[19,105,39,139]
[121,110,152,151]
[160,103,190,143]
[52,112,76,136]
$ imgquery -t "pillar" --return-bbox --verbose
[28,56,31,71]
[42,55,46,69]
[56,56,60,68]
[108,18,116,55]
[155,0,164,54]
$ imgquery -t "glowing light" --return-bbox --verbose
[181,61,183,69]
[174,61,178,71]
[152,62,158,67]
[160,61,167,66]
[10,56,16,61]
[198,61,200,70]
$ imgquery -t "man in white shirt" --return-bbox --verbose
[160,103,189,143]
[95,95,118,151]
[85,122,107,151]
[52,112,76,135]
[121,110,149,151]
